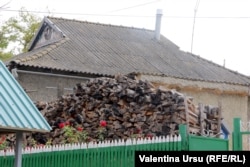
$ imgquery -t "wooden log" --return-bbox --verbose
[216,102,222,138]
[184,96,189,132]
[3,74,224,147]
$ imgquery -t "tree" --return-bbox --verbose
[0,8,41,60]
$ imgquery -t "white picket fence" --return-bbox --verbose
[0,135,181,156]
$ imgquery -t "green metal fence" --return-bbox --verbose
[233,117,250,150]
[0,124,230,166]
[188,135,229,150]
[0,136,181,167]
[178,124,229,151]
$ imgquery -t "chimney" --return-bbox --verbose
[155,9,163,41]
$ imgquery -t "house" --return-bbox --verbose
[6,12,250,148]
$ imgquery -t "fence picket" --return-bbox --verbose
[0,135,182,167]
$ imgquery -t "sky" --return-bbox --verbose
[1,0,250,76]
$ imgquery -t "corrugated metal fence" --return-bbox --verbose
[0,135,181,167]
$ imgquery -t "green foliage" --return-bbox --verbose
[0,51,12,61]
[29,138,38,147]
[63,126,90,144]
[63,126,78,143]
[0,140,7,150]
[45,138,52,146]
[0,7,41,60]
[0,135,7,150]
[97,127,106,142]
[78,130,89,143]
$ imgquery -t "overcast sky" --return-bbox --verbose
[2,0,250,76]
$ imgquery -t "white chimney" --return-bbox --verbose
[155,9,163,41]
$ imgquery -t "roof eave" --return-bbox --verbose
[0,126,51,133]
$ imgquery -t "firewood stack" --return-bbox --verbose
[5,74,222,147]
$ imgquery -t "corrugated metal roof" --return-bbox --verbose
[0,61,51,133]
[7,17,250,85]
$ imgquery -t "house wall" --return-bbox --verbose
[140,74,249,122]
[141,74,250,150]
[15,71,89,102]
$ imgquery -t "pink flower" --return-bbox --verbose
[146,134,153,139]
[0,136,6,145]
[58,122,65,129]
[77,127,83,131]
[100,120,107,127]
[136,128,141,134]
[65,121,70,126]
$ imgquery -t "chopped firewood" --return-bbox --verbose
[4,74,222,148]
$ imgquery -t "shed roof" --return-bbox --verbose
[0,61,51,133]
[7,17,250,86]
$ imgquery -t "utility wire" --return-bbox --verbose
[3,9,154,17]
[107,0,159,13]
[191,0,200,54]
[165,16,250,19]
[3,9,250,19]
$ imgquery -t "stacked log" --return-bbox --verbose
[4,74,222,147]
